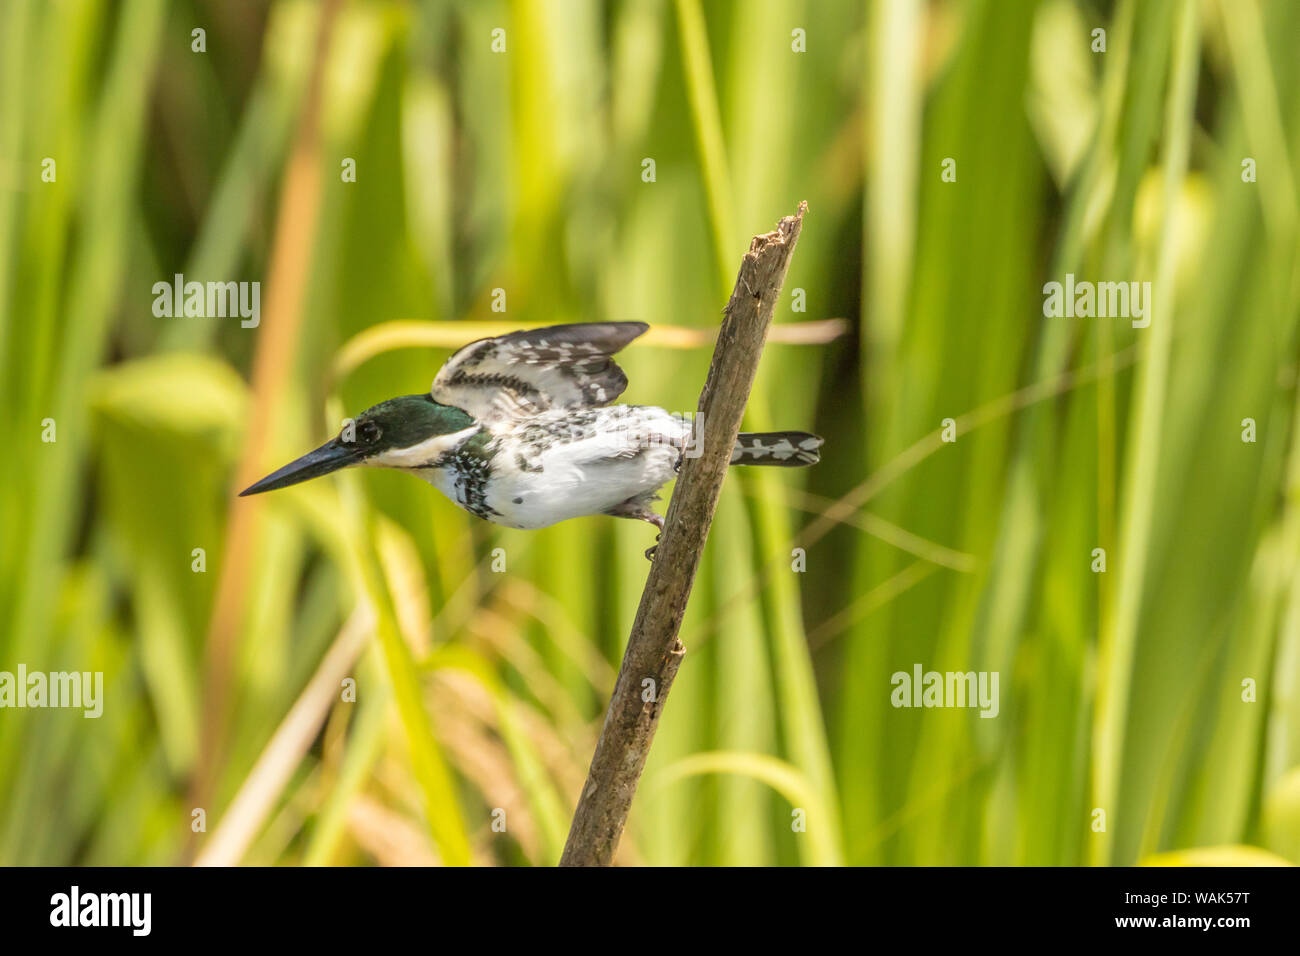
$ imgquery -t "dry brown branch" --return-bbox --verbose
[558,202,807,866]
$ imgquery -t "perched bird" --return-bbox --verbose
[241,322,822,549]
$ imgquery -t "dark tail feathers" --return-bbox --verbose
[730,431,822,467]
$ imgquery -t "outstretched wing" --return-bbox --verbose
[431,322,648,424]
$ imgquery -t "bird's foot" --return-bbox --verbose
[644,532,662,561]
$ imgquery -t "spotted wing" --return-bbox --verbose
[431,322,648,424]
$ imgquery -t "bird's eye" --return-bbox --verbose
[359,421,381,443]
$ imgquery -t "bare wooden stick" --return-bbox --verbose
[559,202,807,866]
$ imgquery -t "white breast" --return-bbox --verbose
[484,408,688,529]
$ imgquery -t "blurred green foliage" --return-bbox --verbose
[0,0,1298,866]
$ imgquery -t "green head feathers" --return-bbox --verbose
[240,394,476,496]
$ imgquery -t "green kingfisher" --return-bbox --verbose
[240,323,822,545]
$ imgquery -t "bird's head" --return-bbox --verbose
[239,394,477,496]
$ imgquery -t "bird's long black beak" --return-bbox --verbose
[239,437,362,496]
